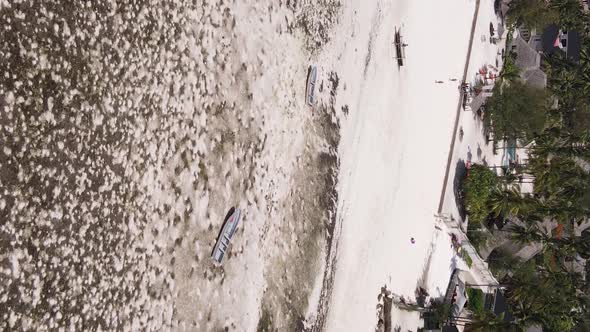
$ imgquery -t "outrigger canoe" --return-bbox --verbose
[306,65,317,106]
[211,207,241,264]
[394,27,406,67]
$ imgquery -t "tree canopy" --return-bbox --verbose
[507,0,559,30]
[465,5,590,327]
[484,81,549,140]
[507,0,589,31]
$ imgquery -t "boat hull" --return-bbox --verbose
[211,207,241,263]
[306,65,318,106]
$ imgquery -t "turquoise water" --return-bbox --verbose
[502,146,516,167]
[507,146,516,161]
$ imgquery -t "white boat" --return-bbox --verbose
[306,65,317,106]
[211,207,241,263]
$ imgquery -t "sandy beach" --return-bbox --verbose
[0,0,507,330]
[320,0,475,330]
[315,0,507,330]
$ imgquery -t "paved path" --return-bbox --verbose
[437,0,482,214]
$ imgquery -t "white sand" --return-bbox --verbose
[0,0,507,330]
[441,0,508,220]
[174,0,507,329]
[315,0,507,330]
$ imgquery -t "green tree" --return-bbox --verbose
[549,0,588,31]
[532,156,589,201]
[531,128,590,163]
[486,3,590,329]
[484,81,549,141]
[464,310,520,331]
[504,261,578,330]
[507,222,590,259]
[466,288,486,315]
[570,104,590,135]
[507,0,559,30]
[488,185,534,220]
[546,45,590,107]
[506,223,547,246]
[464,164,499,224]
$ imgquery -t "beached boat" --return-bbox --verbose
[306,65,317,106]
[211,207,241,263]
[394,27,407,67]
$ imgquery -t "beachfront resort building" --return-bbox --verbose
[424,269,518,332]
[542,24,582,63]
[510,32,547,89]
[508,22,582,89]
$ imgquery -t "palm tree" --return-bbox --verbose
[507,219,590,260]
[546,47,590,106]
[488,185,533,219]
[483,81,548,141]
[549,0,586,31]
[506,0,558,30]
[571,230,590,259]
[503,261,580,330]
[543,196,590,225]
[532,156,589,201]
[462,311,520,331]
[546,52,586,102]
[506,223,547,245]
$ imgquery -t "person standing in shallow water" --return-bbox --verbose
[410,237,416,244]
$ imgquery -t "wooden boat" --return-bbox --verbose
[211,207,241,263]
[394,27,407,67]
[306,65,318,106]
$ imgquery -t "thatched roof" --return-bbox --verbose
[522,68,547,89]
[511,36,547,88]
[514,36,541,71]
[470,91,493,112]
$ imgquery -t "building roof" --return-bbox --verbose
[492,289,515,322]
[500,0,510,18]
[522,68,547,88]
[542,24,581,62]
[542,24,560,54]
[470,91,493,112]
[567,30,581,62]
[444,269,460,304]
[512,35,547,88]
[514,36,541,71]
[452,279,468,317]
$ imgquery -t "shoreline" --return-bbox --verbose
[438,0,482,214]
[419,0,483,295]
